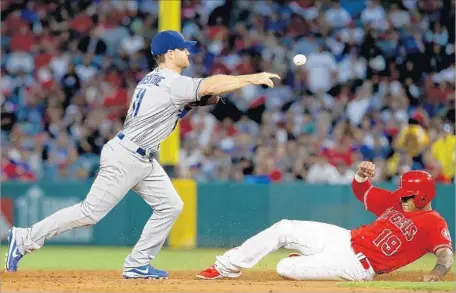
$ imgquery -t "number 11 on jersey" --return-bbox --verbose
[132,89,146,117]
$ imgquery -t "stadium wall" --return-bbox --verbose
[1,182,454,246]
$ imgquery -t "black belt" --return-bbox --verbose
[117,133,147,157]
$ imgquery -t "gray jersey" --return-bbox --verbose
[121,68,203,152]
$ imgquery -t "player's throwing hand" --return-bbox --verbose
[249,72,281,88]
[423,273,441,282]
[357,161,376,178]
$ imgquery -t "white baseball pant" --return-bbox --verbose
[215,220,376,281]
[14,136,183,269]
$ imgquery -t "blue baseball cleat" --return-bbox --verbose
[5,227,24,272]
[122,264,169,279]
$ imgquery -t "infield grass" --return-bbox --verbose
[339,281,456,292]
[0,246,448,271]
[6,246,284,270]
[1,246,455,292]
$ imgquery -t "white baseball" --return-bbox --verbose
[293,54,307,66]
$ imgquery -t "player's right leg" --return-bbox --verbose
[6,139,151,272]
[122,159,183,279]
[196,220,350,279]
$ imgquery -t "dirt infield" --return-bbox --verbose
[1,270,455,292]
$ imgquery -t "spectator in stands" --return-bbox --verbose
[431,123,456,181]
[2,0,454,184]
[394,117,430,169]
[304,45,338,95]
[361,0,388,31]
[324,1,352,29]
[306,154,340,184]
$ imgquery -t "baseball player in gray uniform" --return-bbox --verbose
[6,30,280,279]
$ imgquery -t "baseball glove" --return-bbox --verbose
[187,95,225,107]
[178,95,225,118]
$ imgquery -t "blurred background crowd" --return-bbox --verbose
[1,0,455,184]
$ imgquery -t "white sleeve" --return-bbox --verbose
[169,75,205,105]
[327,54,337,71]
[306,165,319,183]
[304,55,314,70]
[327,166,342,184]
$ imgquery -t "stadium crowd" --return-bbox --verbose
[1,0,455,184]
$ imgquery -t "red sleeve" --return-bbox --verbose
[351,177,396,217]
[427,218,453,253]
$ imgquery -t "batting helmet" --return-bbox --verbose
[393,170,436,209]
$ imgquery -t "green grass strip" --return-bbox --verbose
[338,281,456,292]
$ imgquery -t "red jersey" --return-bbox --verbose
[350,178,453,274]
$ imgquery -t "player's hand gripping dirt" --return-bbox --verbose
[423,247,454,282]
[356,161,376,178]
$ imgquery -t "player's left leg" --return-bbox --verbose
[122,159,183,277]
[197,220,354,279]
[7,140,151,272]
[275,254,375,281]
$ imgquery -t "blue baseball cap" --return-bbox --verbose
[151,30,197,55]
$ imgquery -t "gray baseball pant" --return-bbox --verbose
[14,137,183,269]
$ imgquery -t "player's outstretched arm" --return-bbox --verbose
[351,161,376,201]
[198,72,281,96]
[351,161,395,216]
[424,247,454,282]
